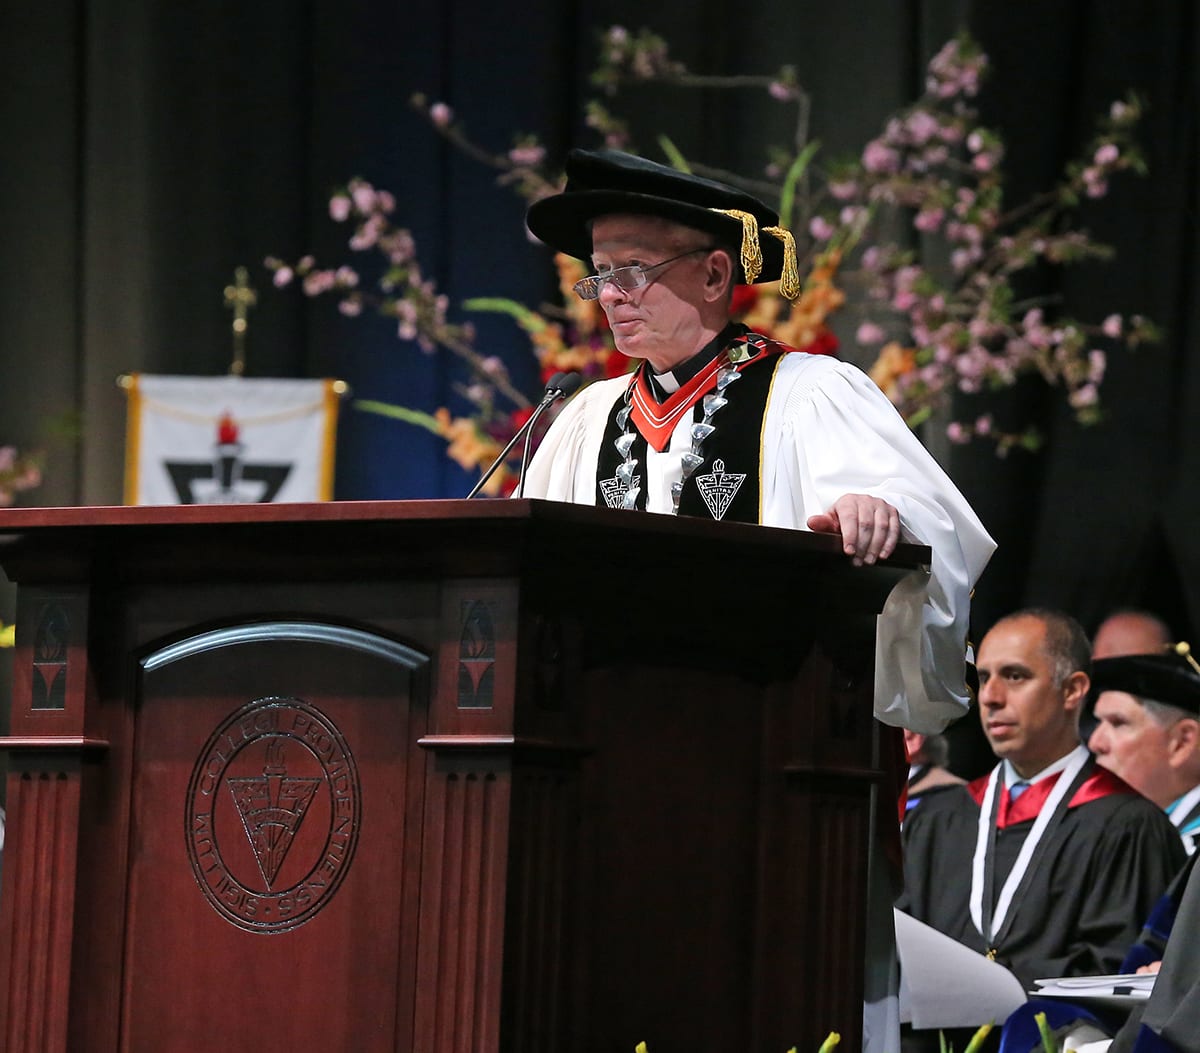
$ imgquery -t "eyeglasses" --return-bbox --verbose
[573,247,715,301]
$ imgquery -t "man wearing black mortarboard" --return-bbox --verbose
[1089,645,1200,854]
[523,149,995,737]
[521,148,997,1053]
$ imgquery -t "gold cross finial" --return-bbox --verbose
[223,266,258,376]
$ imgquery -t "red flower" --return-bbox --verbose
[604,349,636,378]
[799,328,839,357]
[730,284,759,318]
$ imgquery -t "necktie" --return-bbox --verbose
[998,779,1029,827]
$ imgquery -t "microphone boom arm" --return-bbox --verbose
[466,372,579,499]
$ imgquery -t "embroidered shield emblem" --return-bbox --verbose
[599,474,642,509]
[694,459,746,520]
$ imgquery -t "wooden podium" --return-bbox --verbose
[0,500,928,1053]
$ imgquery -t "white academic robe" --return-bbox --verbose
[525,350,994,1053]
[523,351,997,735]
[524,350,996,1053]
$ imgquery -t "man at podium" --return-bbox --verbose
[521,147,996,1053]
[523,148,995,738]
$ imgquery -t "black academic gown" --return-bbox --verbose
[899,757,1186,991]
[903,764,964,822]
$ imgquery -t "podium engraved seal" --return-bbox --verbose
[185,697,362,933]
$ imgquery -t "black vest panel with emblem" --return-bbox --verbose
[595,352,782,524]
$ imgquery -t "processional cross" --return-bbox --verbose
[223,266,258,376]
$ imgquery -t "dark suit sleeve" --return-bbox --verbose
[1111,848,1200,1053]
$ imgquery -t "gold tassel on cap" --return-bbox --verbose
[709,208,762,284]
[1175,641,1200,677]
[763,225,801,301]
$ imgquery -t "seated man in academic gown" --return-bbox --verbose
[900,608,1185,993]
[998,648,1200,1052]
[1089,647,1200,856]
[903,728,965,821]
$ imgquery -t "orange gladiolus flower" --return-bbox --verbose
[868,341,917,399]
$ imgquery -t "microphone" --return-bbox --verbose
[466,371,581,499]
[517,371,581,497]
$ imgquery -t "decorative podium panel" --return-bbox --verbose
[0,500,929,1053]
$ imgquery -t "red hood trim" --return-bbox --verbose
[967,762,1137,829]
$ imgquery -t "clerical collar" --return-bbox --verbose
[1002,744,1088,789]
[649,323,742,398]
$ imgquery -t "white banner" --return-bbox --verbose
[124,374,340,505]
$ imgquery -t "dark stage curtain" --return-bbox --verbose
[2,1,1198,773]
[937,2,1200,774]
[954,2,1200,641]
[0,0,934,505]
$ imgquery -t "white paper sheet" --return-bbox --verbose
[1031,972,1155,1007]
[895,908,1029,1029]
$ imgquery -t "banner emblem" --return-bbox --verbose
[124,374,340,504]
